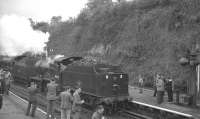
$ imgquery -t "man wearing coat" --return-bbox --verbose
[156,75,165,104]
[46,77,58,119]
[60,86,73,119]
[72,87,84,119]
[26,82,38,117]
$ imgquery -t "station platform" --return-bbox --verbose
[129,86,200,119]
[0,93,46,119]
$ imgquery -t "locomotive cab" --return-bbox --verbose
[94,64,129,102]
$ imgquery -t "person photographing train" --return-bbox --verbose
[26,82,38,117]
[46,75,58,119]
[72,87,85,119]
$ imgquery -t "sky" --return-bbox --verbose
[0,0,90,56]
[0,0,133,56]
[0,0,88,21]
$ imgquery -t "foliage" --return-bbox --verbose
[40,0,200,90]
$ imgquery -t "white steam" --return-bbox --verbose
[35,54,65,68]
[0,15,49,56]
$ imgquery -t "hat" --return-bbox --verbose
[63,86,71,90]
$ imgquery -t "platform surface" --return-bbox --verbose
[0,94,45,119]
[129,86,200,119]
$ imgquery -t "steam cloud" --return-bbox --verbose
[0,15,49,56]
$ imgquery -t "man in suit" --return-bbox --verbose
[46,77,58,119]
[72,87,84,119]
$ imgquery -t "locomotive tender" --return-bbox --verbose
[60,62,129,109]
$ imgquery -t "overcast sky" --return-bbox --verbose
[0,0,88,21]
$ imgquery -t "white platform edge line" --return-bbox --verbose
[132,101,193,117]
[9,91,47,115]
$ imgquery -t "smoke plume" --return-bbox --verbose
[0,15,49,56]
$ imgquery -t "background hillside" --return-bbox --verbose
[34,0,200,89]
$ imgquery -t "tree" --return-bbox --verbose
[87,0,112,9]
[29,18,49,33]
[33,22,49,33]
[50,16,62,25]
[87,0,113,14]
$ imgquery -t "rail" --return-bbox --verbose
[120,109,153,119]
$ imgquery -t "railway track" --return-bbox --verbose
[10,83,153,119]
[11,83,195,119]
[119,109,152,119]
[11,83,194,119]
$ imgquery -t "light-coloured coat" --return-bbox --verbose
[60,91,73,110]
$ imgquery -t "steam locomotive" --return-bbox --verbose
[1,56,130,112]
[59,61,129,112]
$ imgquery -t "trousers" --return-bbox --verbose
[61,109,71,119]
[26,101,37,117]
[0,95,3,109]
[157,91,164,104]
[73,111,81,119]
[46,100,55,119]
[167,89,173,102]
[153,87,157,97]
[4,84,10,95]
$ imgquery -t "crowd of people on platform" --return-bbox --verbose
[138,73,174,104]
[26,75,105,119]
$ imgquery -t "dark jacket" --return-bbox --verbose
[27,86,38,102]
[0,80,5,94]
[165,80,174,91]
[46,82,58,100]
